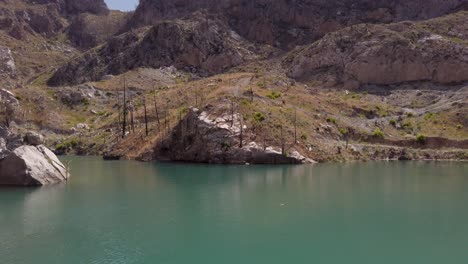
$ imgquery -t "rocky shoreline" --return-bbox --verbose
[0,126,70,186]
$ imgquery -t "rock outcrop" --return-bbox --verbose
[151,108,313,164]
[24,131,44,146]
[284,12,468,87]
[67,11,129,49]
[129,0,467,49]
[1,126,69,186]
[0,0,110,41]
[48,14,264,86]
[0,145,69,186]
[62,0,109,16]
[0,46,16,77]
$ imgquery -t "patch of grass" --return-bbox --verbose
[253,112,266,123]
[407,112,414,118]
[373,128,384,138]
[326,117,337,124]
[416,134,426,144]
[424,112,434,120]
[266,91,281,100]
[241,99,251,106]
[389,119,397,127]
[300,133,308,140]
[55,138,80,153]
[402,121,413,130]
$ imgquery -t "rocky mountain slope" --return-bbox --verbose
[48,13,271,86]
[284,12,468,88]
[129,0,467,49]
[0,0,467,164]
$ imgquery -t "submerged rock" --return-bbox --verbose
[0,145,69,186]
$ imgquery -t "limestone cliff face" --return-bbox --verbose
[49,14,264,86]
[0,0,109,40]
[68,11,130,49]
[129,0,467,49]
[284,12,468,87]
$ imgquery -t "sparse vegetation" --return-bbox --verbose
[266,91,281,100]
[373,128,384,138]
[402,121,413,130]
[416,134,426,144]
[326,117,337,124]
[55,138,80,153]
[253,112,266,123]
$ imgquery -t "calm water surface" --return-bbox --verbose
[0,157,467,264]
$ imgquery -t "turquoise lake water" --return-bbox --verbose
[1,157,467,264]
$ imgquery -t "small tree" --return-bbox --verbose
[340,128,350,149]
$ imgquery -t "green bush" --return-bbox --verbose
[253,112,266,123]
[389,119,397,127]
[55,138,79,153]
[402,121,413,130]
[424,112,434,120]
[326,117,337,124]
[373,128,384,138]
[416,134,426,144]
[266,91,281,100]
[300,133,308,140]
[407,112,414,118]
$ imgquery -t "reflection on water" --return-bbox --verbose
[0,157,467,264]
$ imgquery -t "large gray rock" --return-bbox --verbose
[0,145,69,186]
[24,131,45,146]
[0,125,22,154]
[150,108,313,164]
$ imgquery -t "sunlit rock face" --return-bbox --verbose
[0,145,69,186]
[129,0,467,49]
[283,13,468,86]
[48,14,262,86]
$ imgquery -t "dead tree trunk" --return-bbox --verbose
[144,98,148,136]
[122,78,127,138]
[153,92,160,132]
[294,107,297,144]
[280,125,285,155]
[230,98,235,128]
[130,109,135,134]
[238,103,243,148]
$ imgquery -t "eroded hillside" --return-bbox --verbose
[0,1,467,163]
